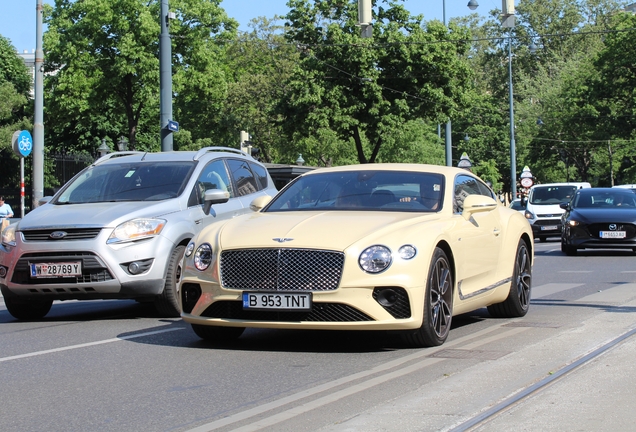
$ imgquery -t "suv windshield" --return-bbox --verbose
[54,161,196,204]
[529,185,577,205]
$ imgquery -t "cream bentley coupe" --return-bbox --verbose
[179,164,533,348]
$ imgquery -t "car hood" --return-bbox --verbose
[16,201,181,230]
[570,208,636,224]
[215,211,441,251]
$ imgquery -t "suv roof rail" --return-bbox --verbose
[194,146,251,161]
[93,151,146,165]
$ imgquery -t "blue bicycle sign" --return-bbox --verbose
[13,130,33,157]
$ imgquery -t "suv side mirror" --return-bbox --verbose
[202,189,230,215]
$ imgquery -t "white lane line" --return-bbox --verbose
[0,327,184,363]
[185,324,529,432]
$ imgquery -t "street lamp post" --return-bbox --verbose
[442,0,479,167]
[502,0,516,198]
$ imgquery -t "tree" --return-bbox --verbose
[43,0,237,154]
[280,0,475,166]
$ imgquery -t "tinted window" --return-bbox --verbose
[249,162,269,190]
[226,159,259,197]
[529,185,577,205]
[454,174,487,213]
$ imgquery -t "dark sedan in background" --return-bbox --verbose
[560,188,636,255]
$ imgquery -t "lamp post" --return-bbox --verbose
[502,0,516,199]
[442,0,479,167]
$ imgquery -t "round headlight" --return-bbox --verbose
[359,245,392,273]
[194,243,213,271]
[398,245,417,260]
[185,242,195,257]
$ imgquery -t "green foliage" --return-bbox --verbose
[281,0,475,165]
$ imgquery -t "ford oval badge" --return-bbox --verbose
[49,231,67,239]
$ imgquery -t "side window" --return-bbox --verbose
[191,160,233,206]
[249,162,269,191]
[454,175,483,213]
[226,159,259,197]
[476,180,495,199]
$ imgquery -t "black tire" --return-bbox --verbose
[561,242,577,256]
[488,239,532,318]
[154,245,185,317]
[191,324,245,342]
[403,247,453,348]
[4,298,53,320]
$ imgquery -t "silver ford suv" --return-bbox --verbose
[0,147,277,320]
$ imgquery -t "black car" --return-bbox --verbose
[560,187,636,255]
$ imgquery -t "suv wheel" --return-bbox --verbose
[154,245,185,317]
[5,298,53,321]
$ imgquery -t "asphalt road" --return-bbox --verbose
[2,239,636,432]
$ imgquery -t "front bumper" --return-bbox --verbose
[0,230,175,300]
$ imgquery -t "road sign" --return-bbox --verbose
[167,120,179,132]
[12,130,33,157]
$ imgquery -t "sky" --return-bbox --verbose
[1,0,500,53]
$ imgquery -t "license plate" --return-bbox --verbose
[242,292,312,311]
[30,262,82,278]
[541,225,558,231]
[600,231,626,239]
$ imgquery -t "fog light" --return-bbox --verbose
[376,288,398,307]
[128,261,141,275]
[0,266,6,278]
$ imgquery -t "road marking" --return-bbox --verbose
[0,327,183,363]
[558,271,592,273]
[532,283,584,299]
[185,325,529,432]
[576,283,636,304]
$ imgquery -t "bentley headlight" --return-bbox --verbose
[107,218,166,244]
[185,242,195,257]
[359,245,392,273]
[398,245,417,260]
[1,224,16,247]
[194,243,213,271]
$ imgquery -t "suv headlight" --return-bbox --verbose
[1,224,16,247]
[107,218,166,244]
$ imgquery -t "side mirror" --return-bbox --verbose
[202,189,230,215]
[38,196,53,207]
[462,194,498,220]
[559,202,569,210]
[249,195,273,212]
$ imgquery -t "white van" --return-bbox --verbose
[524,182,591,241]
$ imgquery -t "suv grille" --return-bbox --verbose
[220,248,344,291]
[11,252,114,285]
[22,228,102,241]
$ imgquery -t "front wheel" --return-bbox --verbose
[403,247,453,348]
[154,245,185,317]
[4,298,53,321]
[488,238,532,318]
[561,242,577,256]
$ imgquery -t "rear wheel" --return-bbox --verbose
[488,239,532,318]
[403,247,453,348]
[191,324,245,342]
[4,298,53,320]
[154,245,185,317]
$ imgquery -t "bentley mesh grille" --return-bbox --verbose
[11,252,114,285]
[201,301,374,322]
[22,228,102,241]
[220,248,344,291]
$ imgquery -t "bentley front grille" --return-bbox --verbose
[220,248,344,291]
[201,300,374,322]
